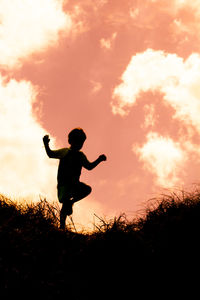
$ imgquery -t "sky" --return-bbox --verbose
[1,0,200,229]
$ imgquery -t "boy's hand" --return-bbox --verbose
[43,135,50,145]
[99,154,107,162]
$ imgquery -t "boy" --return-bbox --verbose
[43,128,107,229]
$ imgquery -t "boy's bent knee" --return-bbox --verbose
[73,183,92,202]
[87,185,92,195]
[83,183,92,197]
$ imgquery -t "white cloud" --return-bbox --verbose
[112,49,183,113]
[112,49,200,132]
[133,132,185,187]
[0,0,72,68]
[112,48,200,187]
[0,75,57,200]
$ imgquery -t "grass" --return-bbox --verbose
[1,188,200,299]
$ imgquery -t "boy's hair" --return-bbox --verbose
[68,128,87,144]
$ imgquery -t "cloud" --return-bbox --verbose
[112,49,183,115]
[112,48,200,187]
[112,49,200,132]
[0,75,58,200]
[0,0,72,69]
[133,132,185,187]
[100,32,117,50]
[150,0,200,38]
[142,104,156,129]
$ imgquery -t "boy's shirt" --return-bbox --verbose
[51,148,89,186]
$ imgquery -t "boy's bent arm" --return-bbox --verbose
[83,154,107,170]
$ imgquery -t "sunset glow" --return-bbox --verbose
[1,0,200,228]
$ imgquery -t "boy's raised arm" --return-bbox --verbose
[43,135,67,159]
[43,135,54,158]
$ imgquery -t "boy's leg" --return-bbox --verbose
[60,201,73,229]
[72,182,92,203]
[58,185,73,229]
[58,183,91,228]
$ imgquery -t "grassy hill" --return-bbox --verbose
[1,189,200,299]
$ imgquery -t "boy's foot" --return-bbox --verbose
[60,200,74,229]
[66,200,74,216]
[60,222,65,230]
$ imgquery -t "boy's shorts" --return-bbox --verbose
[57,185,72,203]
[57,182,91,203]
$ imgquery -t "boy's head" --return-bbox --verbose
[68,128,87,150]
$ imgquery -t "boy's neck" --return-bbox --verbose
[69,146,80,151]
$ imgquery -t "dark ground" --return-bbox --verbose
[0,189,200,299]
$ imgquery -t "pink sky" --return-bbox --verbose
[1,0,200,228]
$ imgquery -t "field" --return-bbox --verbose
[1,188,200,299]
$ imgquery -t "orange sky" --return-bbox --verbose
[1,0,200,228]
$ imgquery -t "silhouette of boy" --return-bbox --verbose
[43,128,107,229]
